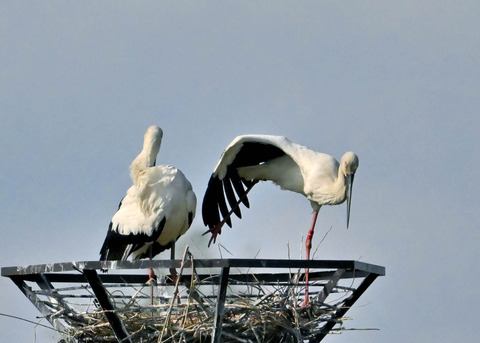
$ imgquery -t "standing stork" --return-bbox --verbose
[100,126,197,283]
[201,134,358,305]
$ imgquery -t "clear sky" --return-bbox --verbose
[1,1,479,342]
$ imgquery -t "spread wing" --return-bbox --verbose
[202,135,294,229]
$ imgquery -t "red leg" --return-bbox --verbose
[148,268,156,281]
[170,244,181,304]
[148,268,156,306]
[302,211,318,307]
[202,221,225,247]
[169,243,178,284]
[147,245,157,305]
[147,244,157,283]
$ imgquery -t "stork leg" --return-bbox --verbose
[147,245,157,282]
[169,243,178,286]
[148,245,157,306]
[148,268,156,280]
[301,211,319,307]
[168,243,182,304]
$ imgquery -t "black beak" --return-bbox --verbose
[346,174,354,228]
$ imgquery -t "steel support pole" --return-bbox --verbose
[313,273,379,341]
[11,277,68,333]
[315,268,346,303]
[212,266,230,343]
[83,269,132,343]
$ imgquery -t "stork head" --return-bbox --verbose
[341,151,359,175]
[143,126,163,165]
[144,126,163,151]
[131,126,163,183]
[341,152,359,228]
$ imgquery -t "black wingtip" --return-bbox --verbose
[202,176,221,227]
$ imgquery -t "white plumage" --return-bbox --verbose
[201,134,358,305]
[100,126,196,263]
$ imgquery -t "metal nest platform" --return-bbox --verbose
[2,252,385,343]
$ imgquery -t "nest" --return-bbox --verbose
[59,251,350,343]
[67,287,343,343]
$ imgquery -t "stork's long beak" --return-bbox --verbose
[346,174,354,228]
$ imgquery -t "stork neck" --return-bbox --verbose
[328,166,347,204]
[130,148,158,184]
[318,168,346,204]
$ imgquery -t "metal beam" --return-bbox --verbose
[10,277,68,333]
[37,274,88,325]
[15,269,370,285]
[312,273,379,341]
[82,269,132,343]
[212,266,230,343]
[315,268,346,303]
[2,259,386,277]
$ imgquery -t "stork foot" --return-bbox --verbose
[202,222,224,247]
[169,267,178,285]
[148,268,157,283]
[301,295,310,307]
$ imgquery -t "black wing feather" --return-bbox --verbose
[99,217,167,261]
[215,176,232,227]
[202,140,286,229]
[223,176,242,218]
[230,172,250,208]
[202,176,222,227]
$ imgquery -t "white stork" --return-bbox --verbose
[100,126,197,281]
[201,134,358,305]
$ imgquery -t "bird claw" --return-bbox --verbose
[169,267,178,285]
[147,268,157,284]
[202,223,223,247]
[301,297,311,307]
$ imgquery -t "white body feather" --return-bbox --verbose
[100,126,197,261]
[113,166,196,259]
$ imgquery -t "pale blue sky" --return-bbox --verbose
[1,2,479,342]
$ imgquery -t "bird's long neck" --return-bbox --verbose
[331,163,347,203]
[130,142,160,185]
